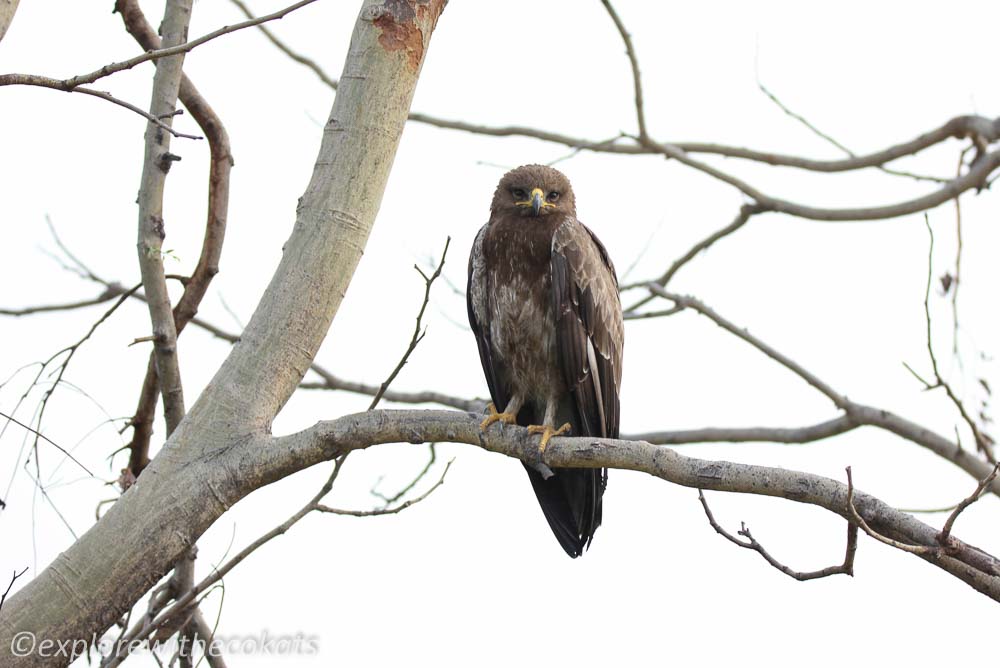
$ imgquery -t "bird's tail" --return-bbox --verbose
[522,464,607,558]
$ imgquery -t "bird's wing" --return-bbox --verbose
[467,223,510,412]
[551,218,624,439]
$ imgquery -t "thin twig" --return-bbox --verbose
[641,288,1000,496]
[622,204,761,313]
[917,217,993,461]
[103,452,451,665]
[0,76,201,139]
[233,0,1000,198]
[368,237,450,410]
[948,146,969,358]
[319,459,453,516]
[0,287,123,316]
[938,463,1000,546]
[228,0,337,89]
[756,81,948,184]
[371,443,437,507]
[699,490,857,581]
[646,287,848,407]
[0,410,92,477]
[5,0,320,90]
[0,567,28,613]
[599,0,647,140]
[845,467,935,555]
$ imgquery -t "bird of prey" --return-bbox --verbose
[467,164,624,557]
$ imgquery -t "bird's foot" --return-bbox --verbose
[527,422,572,455]
[480,402,518,431]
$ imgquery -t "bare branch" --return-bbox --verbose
[630,415,857,446]
[640,137,1000,222]
[647,287,848,407]
[0,75,201,139]
[0,286,123,316]
[756,80,947,184]
[106,454,451,664]
[368,237,450,410]
[116,0,234,480]
[257,410,1000,598]
[318,458,452,516]
[226,0,1000,193]
[0,410,93,477]
[228,0,337,89]
[0,0,322,90]
[599,0,647,140]
[622,204,761,313]
[915,217,993,460]
[642,288,1000,495]
[699,490,857,581]
[939,463,1000,546]
[0,567,28,613]
[845,467,936,556]
[371,443,437,507]
[133,0,192,437]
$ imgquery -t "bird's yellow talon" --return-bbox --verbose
[480,402,518,431]
[527,422,571,454]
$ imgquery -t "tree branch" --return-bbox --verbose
[134,0,191,436]
[255,409,1000,600]
[642,288,1000,495]
[599,0,647,140]
[699,490,857,581]
[0,2,449,655]
[115,0,234,480]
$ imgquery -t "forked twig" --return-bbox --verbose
[699,490,857,581]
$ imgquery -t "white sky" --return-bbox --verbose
[2,0,1000,665]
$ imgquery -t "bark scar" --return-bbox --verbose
[371,0,445,72]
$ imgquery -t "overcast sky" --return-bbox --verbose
[2,1,1000,665]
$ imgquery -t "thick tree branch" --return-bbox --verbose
[256,409,1000,600]
[0,3,448,661]
[640,137,1000,222]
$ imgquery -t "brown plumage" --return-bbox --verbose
[467,164,624,557]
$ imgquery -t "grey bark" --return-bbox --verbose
[135,0,192,433]
[0,0,19,45]
[0,1,447,665]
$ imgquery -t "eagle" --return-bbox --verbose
[467,164,624,557]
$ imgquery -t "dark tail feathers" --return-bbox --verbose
[523,464,607,558]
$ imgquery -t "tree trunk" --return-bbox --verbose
[0,1,446,665]
[0,0,20,44]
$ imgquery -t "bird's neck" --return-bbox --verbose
[487,212,566,261]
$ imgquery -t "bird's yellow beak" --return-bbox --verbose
[515,187,555,216]
[530,188,544,215]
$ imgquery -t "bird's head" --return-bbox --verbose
[491,164,576,218]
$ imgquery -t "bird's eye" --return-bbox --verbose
[547,191,560,202]
[512,188,526,200]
